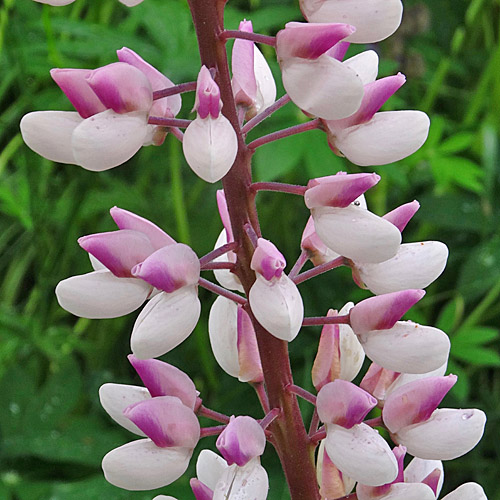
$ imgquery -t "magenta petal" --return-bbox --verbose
[194,66,221,119]
[276,22,356,60]
[232,20,257,107]
[190,478,214,500]
[124,396,200,448]
[305,172,380,208]
[110,206,176,250]
[216,416,266,466]
[383,375,458,433]
[317,380,377,428]
[216,190,234,241]
[128,355,197,409]
[50,68,106,119]
[78,229,155,277]
[350,289,426,335]
[251,238,286,280]
[383,200,420,232]
[132,244,200,292]
[86,62,153,114]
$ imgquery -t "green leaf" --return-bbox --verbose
[304,130,344,178]
[438,132,475,154]
[451,346,500,367]
[430,156,484,194]
[447,358,470,401]
[436,297,464,332]
[453,326,500,344]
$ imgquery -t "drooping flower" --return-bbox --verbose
[323,72,430,166]
[183,66,238,183]
[249,238,304,341]
[55,207,201,359]
[317,380,399,486]
[20,48,179,171]
[276,22,364,120]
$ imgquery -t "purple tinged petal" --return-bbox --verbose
[237,306,263,383]
[326,41,350,61]
[317,380,377,428]
[360,363,400,401]
[216,416,266,466]
[50,68,106,118]
[301,216,340,266]
[86,62,153,114]
[117,47,181,118]
[232,20,257,108]
[194,66,221,119]
[132,243,200,292]
[251,238,286,280]
[128,354,197,410]
[276,22,356,61]
[196,449,229,490]
[383,200,420,232]
[110,206,176,249]
[124,396,200,449]
[329,73,406,131]
[421,468,443,496]
[350,289,426,335]
[190,478,214,500]
[78,229,155,278]
[305,172,380,208]
[383,375,457,433]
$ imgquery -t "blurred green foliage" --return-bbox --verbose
[0,0,499,498]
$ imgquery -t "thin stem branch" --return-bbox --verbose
[250,182,307,196]
[260,408,281,430]
[220,30,276,46]
[308,408,320,437]
[302,314,350,326]
[293,256,345,285]
[201,262,235,270]
[199,241,238,267]
[169,127,184,142]
[244,222,259,247]
[309,427,326,444]
[242,94,292,134]
[287,384,317,405]
[148,116,192,128]
[289,250,309,280]
[153,81,197,100]
[198,405,231,424]
[364,416,383,428]
[248,119,321,150]
[253,381,271,414]
[200,425,227,438]
[198,277,247,305]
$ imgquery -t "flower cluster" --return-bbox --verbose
[21,0,488,498]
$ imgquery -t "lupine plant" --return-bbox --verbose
[20,0,489,499]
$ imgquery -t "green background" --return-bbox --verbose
[0,0,499,498]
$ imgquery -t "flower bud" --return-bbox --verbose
[251,238,286,280]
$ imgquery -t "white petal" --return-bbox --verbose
[102,439,192,490]
[334,111,430,166]
[343,51,379,85]
[316,439,355,495]
[281,55,363,120]
[302,0,403,43]
[183,115,238,183]
[72,109,148,171]
[99,383,150,436]
[213,230,244,292]
[196,449,228,490]
[312,205,401,263]
[213,458,269,500]
[395,408,486,461]
[358,483,436,500]
[325,423,398,486]
[359,322,450,374]
[404,457,444,497]
[20,111,82,164]
[33,0,75,4]
[55,270,150,319]
[249,274,304,341]
[441,483,487,500]
[153,497,178,500]
[254,46,277,113]
[208,296,240,378]
[131,286,201,359]
[338,302,365,381]
[119,0,145,5]
[357,242,449,295]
